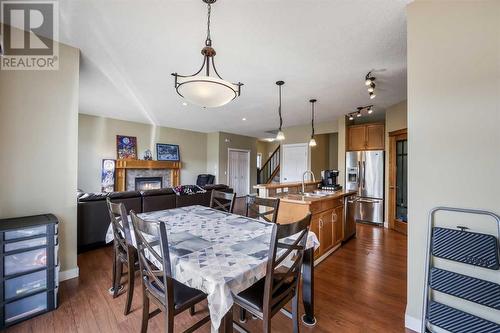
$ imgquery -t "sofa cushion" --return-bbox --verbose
[78,192,109,202]
[108,190,141,199]
[141,189,176,213]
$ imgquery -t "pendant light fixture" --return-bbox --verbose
[275,81,285,141]
[171,0,243,108]
[309,99,317,147]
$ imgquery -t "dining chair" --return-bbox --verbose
[210,190,237,213]
[245,195,280,223]
[233,213,312,333]
[106,198,138,315]
[130,211,210,333]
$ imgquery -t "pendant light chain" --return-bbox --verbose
[311,101,315,138]
[205,3,212,46]
[278,84,283,130]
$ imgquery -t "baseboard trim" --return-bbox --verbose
[60,267,79,282]
[405,313,421,333]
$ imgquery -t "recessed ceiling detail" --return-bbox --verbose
[60,0,410,138]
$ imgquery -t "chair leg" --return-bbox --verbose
[113,259,123,298]
[112,246,117,290]
[239,307,247,323]
[140,292,149,333]
[189,305,195,316]
[292,291,300,333]
[165,311,174,333]
[124,260,134,315]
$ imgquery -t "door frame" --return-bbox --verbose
[388,128,408,235]
[280,143,310,183]
[227,148,251,195]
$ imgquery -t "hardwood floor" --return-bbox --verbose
[6,224,413,333]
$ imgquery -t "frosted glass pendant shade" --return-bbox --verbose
[309,138,317,147]
[276,130,285,141]
[176,75,240,108]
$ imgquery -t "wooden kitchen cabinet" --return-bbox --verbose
[347,123,385,151]
[319,209,334,255]
[332,204,344,245]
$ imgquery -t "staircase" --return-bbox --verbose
[257,145,280,184]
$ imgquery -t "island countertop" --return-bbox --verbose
[253,181,321,190]
[274,190,357,205]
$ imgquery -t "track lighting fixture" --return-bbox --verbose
[347,105,374,120]
[365,71,377,99]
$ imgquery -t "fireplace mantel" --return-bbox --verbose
[115,159,181,192]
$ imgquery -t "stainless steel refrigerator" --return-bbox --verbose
[345,150,384,225]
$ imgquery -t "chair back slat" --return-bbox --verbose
[210,190,236,213]
[246,196,280,223]
[130,211,174,307]
[263,213,311,315]
[106,198,133,250]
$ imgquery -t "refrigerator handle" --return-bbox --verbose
[357,161,361,187]
[362,161,366,189]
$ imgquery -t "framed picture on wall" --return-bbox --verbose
[116,135,137,159]
[101,159,116,193]
[156,143,180,161]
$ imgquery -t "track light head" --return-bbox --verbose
[369,92,376,99]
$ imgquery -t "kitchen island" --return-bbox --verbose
[254,182,356,264]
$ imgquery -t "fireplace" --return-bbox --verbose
[135,177,163,191]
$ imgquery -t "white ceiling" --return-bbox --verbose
[59,0,410,138]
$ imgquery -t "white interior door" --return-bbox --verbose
[281,143,309,182]
[227,149,250,196]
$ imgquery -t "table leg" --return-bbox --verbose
[301,248,316,326]
[219,306,233,333]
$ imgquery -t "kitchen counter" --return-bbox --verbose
[275,190,356,205]
[253,180,321,190]
[254,181,321,198]
[268,190,357,265]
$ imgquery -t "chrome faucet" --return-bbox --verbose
[302,170,316,194]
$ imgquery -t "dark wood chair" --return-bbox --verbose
[233,213,312,333]
[210,190,237,213]
[106,198,137,315]
[130,211,210,333]
[246,196,280,223]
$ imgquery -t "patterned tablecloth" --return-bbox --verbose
[105,205,319,331]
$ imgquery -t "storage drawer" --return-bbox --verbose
[4,248,50,276]
[4,226,49,241]
[4,267,58,300]
[4,237,49,252]
[4,289,57,325]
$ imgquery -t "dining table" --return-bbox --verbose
[105,204,319,332]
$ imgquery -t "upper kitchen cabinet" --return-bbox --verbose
[347,123,385,151]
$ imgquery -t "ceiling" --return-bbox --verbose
[58,0,410,138]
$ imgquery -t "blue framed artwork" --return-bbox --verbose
[116,135,137,160]
[156,143,180,161]
[101,159,116,193]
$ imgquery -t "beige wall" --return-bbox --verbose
[218,132,258,195]
[206,132,220,182]
[329,133,339,170]
[310,134,330,178]
[407,1,500,330]
[0,34,80,275]
[337,116,346,187]
[384,101,407,224]
[256,140,279,162]
[78,114,208,192]
[278,120,341,181]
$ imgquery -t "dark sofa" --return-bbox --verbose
[77,184,232,253]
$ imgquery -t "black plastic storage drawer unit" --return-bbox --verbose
[0,214,59,329]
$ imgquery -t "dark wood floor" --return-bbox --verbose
[6,224,413,333]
